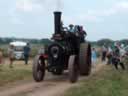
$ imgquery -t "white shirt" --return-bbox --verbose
[120,48,126,56]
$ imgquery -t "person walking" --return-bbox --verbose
[91,48,97,67]
[106,47,113,65]
[8,45,15,68]
[112,44,125,70]
[23,43,31,65]
[101,45,107,63]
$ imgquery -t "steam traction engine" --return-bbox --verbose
[33,11,92,83]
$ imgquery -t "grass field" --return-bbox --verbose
[0,60,32,87]
[64,65,128,96]
[0,58,128,96]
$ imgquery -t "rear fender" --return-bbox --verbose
[39,54,48,60]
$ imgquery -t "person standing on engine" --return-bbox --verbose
[79,26,87,42]
[68,24,74,33]
[23,43,31,65]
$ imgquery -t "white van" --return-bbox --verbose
[9,41,27,60]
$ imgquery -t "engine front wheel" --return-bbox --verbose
[68,55,79,83]
[33,55,45,82]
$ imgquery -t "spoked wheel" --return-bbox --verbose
[79,43,92,76]
[33,55,45,82]
[68,55,79,83]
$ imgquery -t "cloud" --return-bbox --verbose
[16,0,43,13]
[9,0,128,25]
[101,1,128,16]
[8,0,46,24]
[10,17,24,24]
[116,1,128,9]
[16,0,32,12]
[7,1,22,24]
[69,1,128,24]
[15,0,63,13]
[114,1,128,13]
[89,1,128,17]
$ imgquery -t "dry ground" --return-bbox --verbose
[0,59,104,96]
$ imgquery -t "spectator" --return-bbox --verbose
[112,45,125,70]
[91,48,97,66]
[0,48,3,70]
[24,43,31,65]
[120,44,126,57]
[101,45,107,62]
[8,45,14,68]
[106,47,113,65]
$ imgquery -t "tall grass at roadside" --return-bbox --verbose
[64,65,128,96]
[0,61,32,86]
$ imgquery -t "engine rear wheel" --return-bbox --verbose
[79,43,91,76]
[33,55,45,82]
[68,55,79,83]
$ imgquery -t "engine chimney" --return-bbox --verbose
[54,11,62,34]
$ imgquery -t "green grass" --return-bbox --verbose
[0,43,41,86]
[64,65,128,96]
[0,61,32,86]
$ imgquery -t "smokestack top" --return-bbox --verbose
[54,11,62,14]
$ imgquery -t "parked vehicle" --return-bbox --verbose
[9,41,27,60]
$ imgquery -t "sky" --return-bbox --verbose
[0,0,128,41]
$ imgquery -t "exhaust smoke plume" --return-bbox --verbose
[56,0,62,11]
[36,0,63,12]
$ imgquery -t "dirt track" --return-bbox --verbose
[0,63,105,96]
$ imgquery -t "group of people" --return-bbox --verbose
[68,24,87,41]
[0,43,31,69]
[91,42,127,70]
[102,43,127,70]
[61,24,87,42]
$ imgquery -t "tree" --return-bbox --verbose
[120,39,128,46]
[40,39,52,45]
[97,39,114,47]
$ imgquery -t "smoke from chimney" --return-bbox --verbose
[56,0,62,11]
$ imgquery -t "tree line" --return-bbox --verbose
[91,39,128,47]
[0,37,52,45]
[0,37,127,47]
